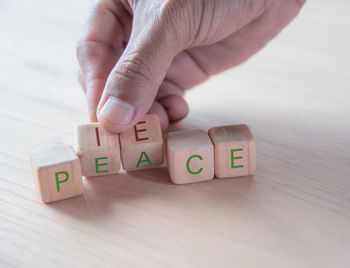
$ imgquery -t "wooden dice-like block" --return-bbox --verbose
[208,124,256,179]
[119,115,163,171]
[30,144,83,203]
[75,123,122,177]
[166,130,214,184]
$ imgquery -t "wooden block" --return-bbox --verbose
[208,124,256,179]
[166,130,214,184]
[75,123,121,177]
[30,144,83,203]
[119,114,163,171]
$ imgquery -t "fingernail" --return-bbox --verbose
[98,96,135,125]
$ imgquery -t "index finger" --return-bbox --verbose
[76,0,132,121]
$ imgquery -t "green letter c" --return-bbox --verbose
[186,154,203,175]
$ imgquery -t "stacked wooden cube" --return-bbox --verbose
[30,115,256,203]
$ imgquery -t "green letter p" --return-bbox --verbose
[55,171,69,192]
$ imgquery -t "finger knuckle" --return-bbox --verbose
[113,54,153,86]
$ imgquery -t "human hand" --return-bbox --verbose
[77,0,305,133]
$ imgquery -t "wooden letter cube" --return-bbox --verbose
[166,130,214,184]
[76,123,121,177]
[30,144,83,203]
[119,114,163,171]
[208,124,256,179]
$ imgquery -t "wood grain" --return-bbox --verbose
[166,130,214,184]
[76,123,122,177]
[208,124,256,178]
[30,145,83,203]
[119,115,164,171]
[1,0,350,267]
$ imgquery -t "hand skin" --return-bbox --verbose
[77,0,305,133]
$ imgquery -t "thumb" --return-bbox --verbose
[96,10,181,133]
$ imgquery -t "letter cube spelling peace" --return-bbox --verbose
[119,115,164,171]
[75,123,122,177]
[30,144,83,203]
[166,130,214,184]
[208,124,256,179]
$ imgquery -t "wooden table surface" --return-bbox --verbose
[1,0,349,267]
